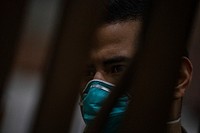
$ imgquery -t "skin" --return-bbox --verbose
[81,20,193,133]
[82,21,141,85]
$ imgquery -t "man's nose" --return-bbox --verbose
[93,71,105,81]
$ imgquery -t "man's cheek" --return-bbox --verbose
[80,80,88,92]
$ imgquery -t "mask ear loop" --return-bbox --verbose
[166,117,181,124]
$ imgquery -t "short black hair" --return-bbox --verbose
[102,0,189,58]
[102,0,145,23]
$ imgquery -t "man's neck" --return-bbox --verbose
[166,122,182,133]
[166,98,182,133]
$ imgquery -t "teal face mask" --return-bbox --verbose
[80,79,129,133]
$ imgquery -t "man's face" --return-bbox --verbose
[82,21,141,86]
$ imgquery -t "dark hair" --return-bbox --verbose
[103,0,145,23]
[183,48,189,58]
[102,0,189,58]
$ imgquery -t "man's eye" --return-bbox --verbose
[110,65,127,74]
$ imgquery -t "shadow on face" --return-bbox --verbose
[81,21,141,87]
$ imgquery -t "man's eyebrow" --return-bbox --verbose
[103,56,131,65]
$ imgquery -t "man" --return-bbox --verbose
[80,0,193,132]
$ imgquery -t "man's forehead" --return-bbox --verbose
[89,21,141,61]
[92,21,141,49]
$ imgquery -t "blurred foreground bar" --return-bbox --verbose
[0,0,28,123]
[31,0,103,132]
[120,0,198,132]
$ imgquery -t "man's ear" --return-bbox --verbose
[174,57,193,98]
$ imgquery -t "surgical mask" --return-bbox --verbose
[80,79,129,133]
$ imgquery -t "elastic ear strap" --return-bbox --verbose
[166,117,181,124]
